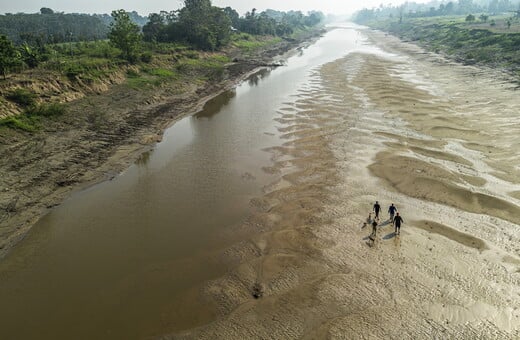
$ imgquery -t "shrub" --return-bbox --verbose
[140,52,153,63]
[126,76,156,89]
[6,88,37,107]
[65,64,86,79]
[146,68,175,78]
[0,115,37,131]
[184,50,199,59]
[126,69,140,77]
[26,103,66,117]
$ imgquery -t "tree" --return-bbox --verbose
[143,13,166,42]
[210,7,232,47]
[40,7,54,15]
[458,0,474,14]
[304,11,324,26]
[479,14,488,22]
[108,9,142,61]
[223,6,240,27]
[177,0,230,50]
[465,14,476,22]
[0,35,20,79]
[445,2,455,14]
[20,43,40,68]
[398,5,405,23]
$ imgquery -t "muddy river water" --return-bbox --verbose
[1,24,520,339]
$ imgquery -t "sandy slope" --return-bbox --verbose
[168,29,520,339]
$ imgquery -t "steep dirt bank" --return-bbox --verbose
[0,65,131,119]
[0,30,324,259]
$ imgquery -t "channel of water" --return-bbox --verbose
[0,25,380,339]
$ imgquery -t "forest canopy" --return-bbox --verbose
[0,2,324,48]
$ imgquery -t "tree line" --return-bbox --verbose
[0,0,324,78]
[0,8,109,45]
[141,1,323,49]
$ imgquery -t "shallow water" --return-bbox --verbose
[0,25,380,339]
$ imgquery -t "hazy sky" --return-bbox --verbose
[1,0,432,16]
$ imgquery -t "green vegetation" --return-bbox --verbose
[0,10,108,44]
[0,0,325,130]
[364,16,520,73]
[354,0,520,78]
[0,0,324,78]
[175,54,229,80]
[6,88,36,107]
[125,66,179,89]
[142,2,323,50]
[25,103,66,117]
[0,115,39,131]
[0,102,66,131]
[108,9,142,61]
[230,33,283,53]
[354,0,520,24]
[0,35,20,79]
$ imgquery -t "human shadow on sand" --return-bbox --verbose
[378,219,393,227]
[383,232,397,240]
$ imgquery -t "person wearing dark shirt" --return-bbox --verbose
[394,212,404,235]
[388,203,397,223]
[373,201,381,220]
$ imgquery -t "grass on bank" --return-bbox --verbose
[230,33,283,53]
[0,31,299,130]
[5,88,37,107]
[367,15,520,71]
[0,102,66,131]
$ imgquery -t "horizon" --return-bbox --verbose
[1,0,433,17]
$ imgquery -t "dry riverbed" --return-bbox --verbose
[168,28,520,339]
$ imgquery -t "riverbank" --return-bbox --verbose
[168,26,520,339]
[0,29,325,259]
[360,16,520,84]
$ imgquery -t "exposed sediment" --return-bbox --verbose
[167,29,520,339]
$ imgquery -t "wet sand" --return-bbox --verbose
[168,29,520,338]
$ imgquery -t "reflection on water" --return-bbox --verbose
[247,68,273,87]
[195,90,236,119]
[136,149,153,166]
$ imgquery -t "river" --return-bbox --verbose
[0,25,376,339]
[1,24,520,339]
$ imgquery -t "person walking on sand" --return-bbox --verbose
[373,201,381,220]
[388,203,397,223]
[394,212,404,235]
[371,219,378,237]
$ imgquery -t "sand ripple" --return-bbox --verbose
[168,29,520,339]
